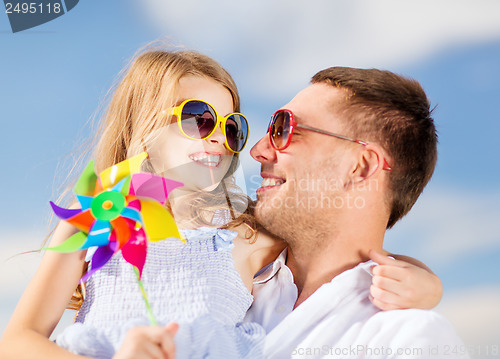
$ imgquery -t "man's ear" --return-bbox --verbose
[351,144,385,184]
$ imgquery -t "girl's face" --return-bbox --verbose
[146,75,235,193]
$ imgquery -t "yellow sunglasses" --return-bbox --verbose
[167,99,249,153]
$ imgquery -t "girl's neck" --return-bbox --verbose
[168,189,217,230]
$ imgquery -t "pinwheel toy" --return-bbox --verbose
[45,152,184,324]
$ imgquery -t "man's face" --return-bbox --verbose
[250,84,360,242]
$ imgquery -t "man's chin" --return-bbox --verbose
[254,198,275,227]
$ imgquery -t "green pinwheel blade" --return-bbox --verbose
[43,231,88,252]
[122,175,132,196]
[115,175,132,197]
[74,161,98,196]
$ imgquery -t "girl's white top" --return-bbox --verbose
[56,227,265,358]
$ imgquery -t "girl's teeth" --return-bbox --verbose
[190,154,221,166]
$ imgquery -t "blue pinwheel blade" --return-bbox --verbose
[112,175,131,195]
[77,195,94,211]
[120,207,143,224]
[80,220,111,249]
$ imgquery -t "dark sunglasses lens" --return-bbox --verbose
[180,100,217,139]
[271,110,290,149]
[225,114,248,152]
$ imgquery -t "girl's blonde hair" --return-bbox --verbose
[68,46,256,310]
[94,49,241,172]
[94,47,251,225]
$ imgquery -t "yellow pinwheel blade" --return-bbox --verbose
[99,152,148,189]
[140,200,182,242]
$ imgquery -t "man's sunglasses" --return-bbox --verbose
[268,109,392,171]
[167,99,249,153]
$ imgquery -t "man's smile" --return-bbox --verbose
[257,173,286,195]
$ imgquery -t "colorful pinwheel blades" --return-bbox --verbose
[45,153,183,279]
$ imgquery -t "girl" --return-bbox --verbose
[0,48,442,359]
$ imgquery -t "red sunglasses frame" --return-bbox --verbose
[268,109,392,171]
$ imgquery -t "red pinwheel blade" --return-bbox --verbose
[80,243,115,283]
[121,227,147,278]
[110,216,131,250]
[126,195,141,212]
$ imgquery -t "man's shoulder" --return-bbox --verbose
[372,307,446,320]
[368,308,459,334]
[357,309,469,357]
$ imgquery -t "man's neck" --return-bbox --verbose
[286,226,385,309]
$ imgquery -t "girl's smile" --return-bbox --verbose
[188,151,224,168]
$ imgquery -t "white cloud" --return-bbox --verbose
[141,0,500,98]
[436,286,500,357]
[385,187,500,263]
[0,232,44,286]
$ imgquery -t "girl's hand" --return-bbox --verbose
[368,250,443,311]
[113,323,178,359]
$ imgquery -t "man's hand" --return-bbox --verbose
[369,250,443,310]
[113,323,179,359]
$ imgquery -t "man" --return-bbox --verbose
[245,67,468,358]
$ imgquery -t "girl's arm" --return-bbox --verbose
[0,218,178,359]
[232,227,442,312]
[0,220,88,359]
[368,250,443,311]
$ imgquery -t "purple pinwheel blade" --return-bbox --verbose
[109,239,119,252]
[130,173,183,204]
[50,201,82,220]
[80,244,115,283]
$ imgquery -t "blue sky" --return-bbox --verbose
[1,0,499,353]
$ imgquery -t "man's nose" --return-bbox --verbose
[250,134,277,163]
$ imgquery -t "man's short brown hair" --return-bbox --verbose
[312,67,437,228]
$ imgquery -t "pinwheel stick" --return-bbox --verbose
[133,267,158,326]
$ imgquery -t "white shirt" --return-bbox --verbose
[245,250,469,359]
[245,249,297,332]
